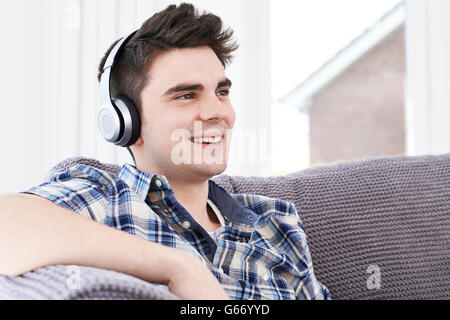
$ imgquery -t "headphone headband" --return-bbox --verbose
[99,30,138,119]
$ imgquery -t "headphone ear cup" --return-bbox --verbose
[98,105,123,143]
[111,94,141,147]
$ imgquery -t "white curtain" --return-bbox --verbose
[405,0,450,155]
[0,0,271,193]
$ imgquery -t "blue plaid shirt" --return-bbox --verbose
[24,162,331,300]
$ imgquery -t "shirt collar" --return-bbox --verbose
[207,179,259,226]
[119,163,259,226]
[119,163,171,201]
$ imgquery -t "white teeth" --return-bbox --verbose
[192,136,223,144]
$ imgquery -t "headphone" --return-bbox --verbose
[98,30,141,147]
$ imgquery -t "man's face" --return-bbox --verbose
[136,46,236,181]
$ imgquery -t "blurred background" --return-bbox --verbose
[1,0,449,193]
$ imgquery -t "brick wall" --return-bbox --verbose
[309,26,405,165]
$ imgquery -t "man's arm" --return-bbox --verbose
[0,193,229,300]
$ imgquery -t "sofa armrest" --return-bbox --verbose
[0,265,179,300]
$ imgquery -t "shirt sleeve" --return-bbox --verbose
[21,164,112,223]
[284,201,332,300]
[260,199,332,300]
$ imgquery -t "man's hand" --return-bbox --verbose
[166,251,230,300]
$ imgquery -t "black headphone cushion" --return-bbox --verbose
[112,94,141,147]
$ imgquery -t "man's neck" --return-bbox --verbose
[165,177,221,232]
[134,159,221,231]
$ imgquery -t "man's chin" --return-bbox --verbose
[190,161,228,178]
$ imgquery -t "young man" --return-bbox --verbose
[0,3,330,300]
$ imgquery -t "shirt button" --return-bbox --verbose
[181,220,191,229]
[154,179,162,187]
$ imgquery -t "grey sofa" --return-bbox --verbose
[1,153,449,299]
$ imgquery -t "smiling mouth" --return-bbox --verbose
[189,135,224,144]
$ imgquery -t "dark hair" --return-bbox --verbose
[97,3,239,162]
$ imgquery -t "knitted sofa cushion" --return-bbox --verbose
[0,265,178,300]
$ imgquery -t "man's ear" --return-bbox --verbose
[133,136,144,146]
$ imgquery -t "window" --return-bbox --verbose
[271,0,404,175]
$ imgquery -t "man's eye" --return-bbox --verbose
[217,89,230,97]
[176,93,195,100]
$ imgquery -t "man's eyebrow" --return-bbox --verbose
[218,78,232,88]
[161,78,232,97]
[161,83,204,97]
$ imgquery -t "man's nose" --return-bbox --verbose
[198,93,229,122]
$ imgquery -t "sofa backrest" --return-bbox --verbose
[213,154,450,299]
